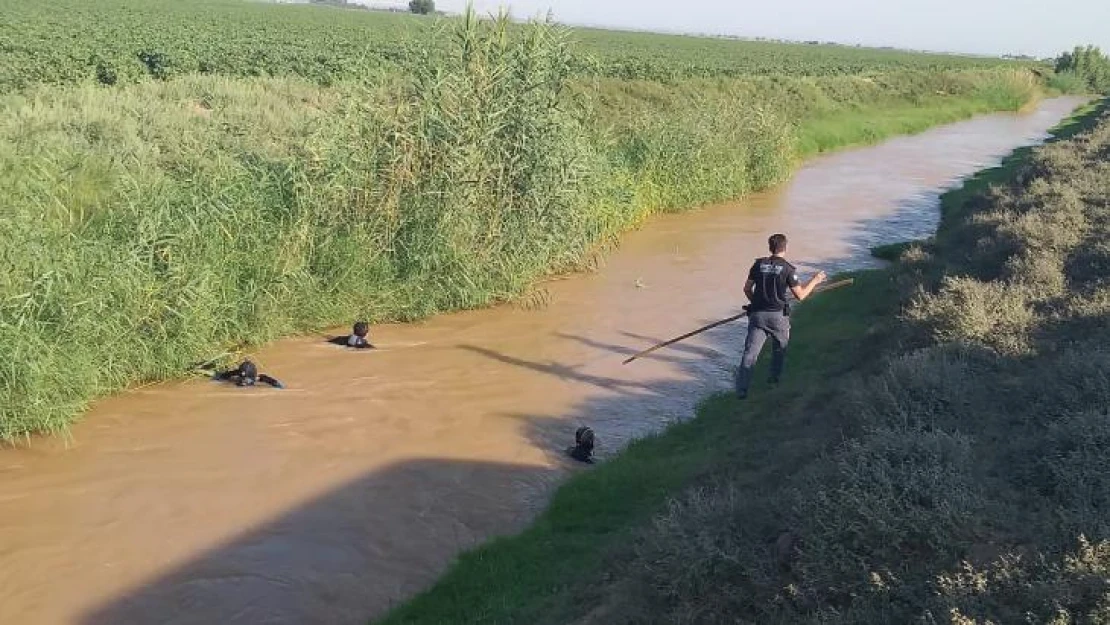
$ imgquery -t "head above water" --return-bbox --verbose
[768,233,788,256]
[575,426,595,452]
[353,321,369,338]
[236,360,258,386]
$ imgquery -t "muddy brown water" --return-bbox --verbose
[0,97,1085,625]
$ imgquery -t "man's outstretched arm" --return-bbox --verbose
[790,270,827,302]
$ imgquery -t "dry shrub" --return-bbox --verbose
[625,482,780,624]
[841,344,992,432]
[1036,409,1110,540]
[906,276,1035,353]
[787,427,981,608]
[996,185,1086,257]
[934,538,1110,625]
[1005,250,1069,296]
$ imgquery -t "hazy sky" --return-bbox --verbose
[371,0,1110,58]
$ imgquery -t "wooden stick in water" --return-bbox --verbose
[621,278,854,365]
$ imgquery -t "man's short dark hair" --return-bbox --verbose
[353,321,369,337]
[769,234,788,254]
[238,360,258,380]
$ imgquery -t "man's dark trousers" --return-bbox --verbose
[735,310,790,398]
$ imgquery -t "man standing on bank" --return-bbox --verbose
[735,233,826,400]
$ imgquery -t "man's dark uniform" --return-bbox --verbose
[735,256,798,398]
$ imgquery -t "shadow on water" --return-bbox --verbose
[554,330,725,361]
[79,458,563,625]
[75,109,1077,625]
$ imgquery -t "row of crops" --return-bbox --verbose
[0,0,1035,92]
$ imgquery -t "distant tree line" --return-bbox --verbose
[308,0,364,8]
[304,0,435,15]
[409,0,435,14]
[1056,45,1110,93]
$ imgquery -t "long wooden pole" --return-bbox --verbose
[621,278,854,365]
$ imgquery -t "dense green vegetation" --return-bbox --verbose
[1055,45,1110,93]
[0,1,1052,439]
[377,100,1110,625]
[0,0,1037,92]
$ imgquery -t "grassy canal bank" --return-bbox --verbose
[376,100,1110,624]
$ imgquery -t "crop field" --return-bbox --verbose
[573,27,1032,80]
[0,0,1037,92]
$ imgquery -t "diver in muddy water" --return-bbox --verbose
[212,360,285,389]
[735,233,826,400]
[328,321,375,349]
[567,426,596,463]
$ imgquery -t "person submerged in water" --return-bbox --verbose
[567,426,595,464]
[329,321,375,349]
[212,360,285,389]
